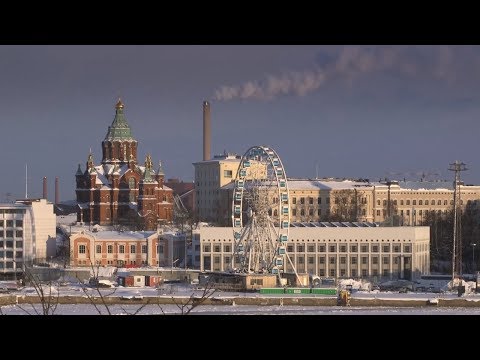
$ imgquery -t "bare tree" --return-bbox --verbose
[165,280,217,315]
[328,189,365,222]
[17,265,60,315]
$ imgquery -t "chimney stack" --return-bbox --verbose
[42,177,47,200]
[203,100,211,161]
[55,177,59,205]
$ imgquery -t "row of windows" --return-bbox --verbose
[287,244,411,253]
[0,241,23,249]
[377,199,452,206]
[79,244,149,254]
[202,243,411,253]
[0,220,23,228]
[292,197,331,205]
[0,209,25,215]
[0,231,23,239]
[0,250,23,259]
[203,244,232,253]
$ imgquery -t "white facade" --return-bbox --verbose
[0,199,56,277]
[193,153,241,222]
[199,225,430,281]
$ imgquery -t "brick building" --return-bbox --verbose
[70,231,161,267]
[75,100,173,230]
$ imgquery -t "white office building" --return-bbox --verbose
[0,199,56,279]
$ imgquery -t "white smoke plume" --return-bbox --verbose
[213,68,326,101]
[213,45,457,102]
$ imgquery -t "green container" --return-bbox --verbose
[311,288,337,296]
[260,288,285,294]
[285,288,308,294]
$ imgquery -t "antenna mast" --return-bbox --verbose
[25,163,28,199]
[448,160,468,282]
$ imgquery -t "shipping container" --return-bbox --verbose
[133,275,145,287]
[125,276,135,287]
[260,288,285,294]
[311,288,337,296]
[285,288,303,294]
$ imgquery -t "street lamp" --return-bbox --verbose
[472,243,477,273]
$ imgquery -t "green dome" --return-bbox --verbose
[104,99,134,140]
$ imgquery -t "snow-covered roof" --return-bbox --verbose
[92,231,156,240]
[221,179,375,191]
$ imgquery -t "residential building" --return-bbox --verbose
[0,199,56,279]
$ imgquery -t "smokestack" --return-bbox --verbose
[55,177,59,205]
[203,100,211,161]
[43,177,47,200]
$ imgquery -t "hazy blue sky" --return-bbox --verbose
[1,45,479,201]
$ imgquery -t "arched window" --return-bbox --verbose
[129,178,136,189]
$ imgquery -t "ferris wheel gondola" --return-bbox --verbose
[230,145,299,281]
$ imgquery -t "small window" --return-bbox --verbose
[214,245,221,252]
[119,245,125,254]
[15,230,23,238]
[130,245,136,254]
[96,245,101,253]
[142,245,147,254]
[107,245,113,254]
[297,245,304,252]
[79,245,86,254]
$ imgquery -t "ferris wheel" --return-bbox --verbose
[231,145,298,279]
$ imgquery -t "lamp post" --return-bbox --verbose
[472,243,477,273]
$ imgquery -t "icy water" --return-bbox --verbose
[2,304,480,315]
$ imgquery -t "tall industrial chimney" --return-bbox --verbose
[203,100,211,161]
[42,177,47,200]
[55,177,59,205]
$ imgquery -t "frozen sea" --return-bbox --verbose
[2,303,480,315]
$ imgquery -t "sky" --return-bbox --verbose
[1,45,480,202]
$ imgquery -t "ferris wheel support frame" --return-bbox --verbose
[230,145,302,285]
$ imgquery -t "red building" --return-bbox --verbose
[164,178,195,214]
[75,100,173,230]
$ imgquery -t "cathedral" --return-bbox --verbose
[75,99,173,230]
